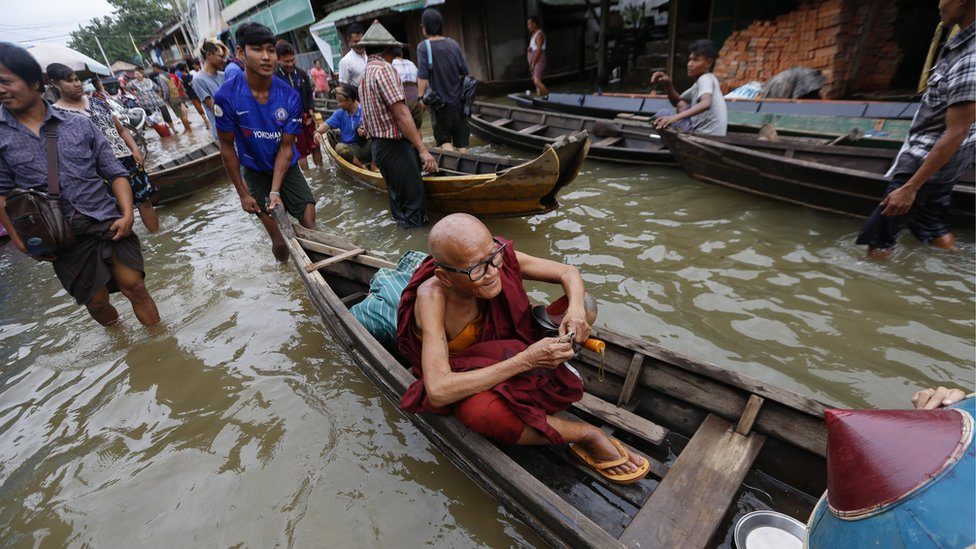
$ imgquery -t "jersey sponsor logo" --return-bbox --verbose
[241,126,281,140]
[274,107,289,122]
[213,104,223,117]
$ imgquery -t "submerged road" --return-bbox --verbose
[1,111,973,546]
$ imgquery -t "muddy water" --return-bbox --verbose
[1,107,972,547]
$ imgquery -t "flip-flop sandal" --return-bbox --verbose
[569,437,651,485]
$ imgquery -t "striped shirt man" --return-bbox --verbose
[887,23,975,183]
[360,56,405,140]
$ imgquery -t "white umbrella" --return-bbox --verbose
[25,44,111,76]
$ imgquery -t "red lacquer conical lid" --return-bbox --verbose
[824,408,971,517]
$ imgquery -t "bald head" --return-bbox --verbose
[429,213,493,266]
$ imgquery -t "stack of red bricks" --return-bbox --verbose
[713,0,902,98]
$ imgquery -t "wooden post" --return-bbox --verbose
[667,0,679,77]
[841,0,879,98]
[481,0,494,82]
[597,0,610,83]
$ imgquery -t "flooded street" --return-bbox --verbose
[1,115,973,546]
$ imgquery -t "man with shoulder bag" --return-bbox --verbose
[417,8,472,152]
[0,43,160,326]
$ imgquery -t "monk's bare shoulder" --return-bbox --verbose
[415,277,447,333]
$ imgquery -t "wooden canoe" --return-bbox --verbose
[323,130,589,217]
[511,92,911,147]
[272,207,830,549]
[470,102,673,166]
[147,142,224,205]
[659,130,976,228]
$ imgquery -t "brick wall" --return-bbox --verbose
[713,0,902,99]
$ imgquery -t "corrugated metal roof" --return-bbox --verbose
[319,0,424,25]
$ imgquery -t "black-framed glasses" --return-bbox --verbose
[435,238,506,281]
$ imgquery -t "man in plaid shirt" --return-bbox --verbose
[358,22,438,229]
[857,0,975,257]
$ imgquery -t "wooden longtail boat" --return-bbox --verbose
[323,130,589,217]
[147,142,224,205]
[272,207,830,549]
[659,130,976,228]
[470,102,673,165]
[511,93,910,148]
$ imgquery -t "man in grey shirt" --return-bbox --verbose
[651,39,727,136]
[0,42,160,326]
[192,39,229,140]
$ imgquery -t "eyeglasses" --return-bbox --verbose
[435,238,506,282]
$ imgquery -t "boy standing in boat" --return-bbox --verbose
[397,214,650,485]
[214,22,317,262]
[651,39,728,136]
[856,0,975,257]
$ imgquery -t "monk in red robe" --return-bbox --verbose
[398,214,648,484]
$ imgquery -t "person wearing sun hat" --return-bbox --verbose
[357,20,437,229]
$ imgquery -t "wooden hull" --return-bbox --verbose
[272,208,828,548]
[470,102,673,166]
[660,131,976,228]
[513,93,910,148]
[148,142,224,205]
[324,132,589,217]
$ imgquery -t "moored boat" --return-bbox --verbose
[147,142,224,205]
[323,130,589,217]
[271,207,830,549]
[659,130,976,228]
[512,92,911,148]
[470,102,673,165]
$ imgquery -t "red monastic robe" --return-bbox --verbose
[397,237,584,444]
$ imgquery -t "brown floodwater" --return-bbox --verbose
[1,107,973,547]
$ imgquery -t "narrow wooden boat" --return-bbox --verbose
[323,130,589,217]
[147,142,224,205]
[511,93,910,148]
[470,102,673,165]
[659,130,976,228]
[272,207,829,549]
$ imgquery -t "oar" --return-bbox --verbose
[591,120,659,140]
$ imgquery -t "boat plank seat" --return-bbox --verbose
[304,247,367,272]
[490,117,513,127]
[518,124,548,135]
[572,393,668,445]
[619,414,766,548]
[594,136,624,148]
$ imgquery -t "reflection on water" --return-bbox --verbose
[1,107,973,546]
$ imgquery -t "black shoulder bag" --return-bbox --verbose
[421,39,447,112]
[4,118,76,258]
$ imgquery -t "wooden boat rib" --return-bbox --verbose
[147,142,223,205]
[659,130,976,228]
[272,207,829,548]
[511,93,910,147]
[470,102,673,166]
[324,130,589,217]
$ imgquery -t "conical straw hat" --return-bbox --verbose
[357,21,407,48]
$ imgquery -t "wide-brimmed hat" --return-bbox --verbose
[356,21,407,48]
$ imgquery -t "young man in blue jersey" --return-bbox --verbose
[214,22,316,261]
